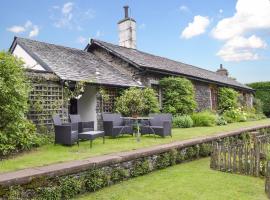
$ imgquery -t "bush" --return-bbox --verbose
[218,87,239,113]
[60,176,82,199]
[37,186,61,200]
[247,82,270,116]
[85,169,108,192]
[222,108,247,123]
[173,115,193,128]
[159,77,197,115]
[216,116,227,126]
[130,158,150,177]
[191,111,217,127]
[115,87,159,116]
[0,52,44,157]
[110,167,128,183]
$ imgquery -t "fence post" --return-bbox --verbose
[265,161,270,198]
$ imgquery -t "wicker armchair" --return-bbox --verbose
[69,114,94,133]
[140,114,172,137]
[102,113,133,137]
[52,115,79,146]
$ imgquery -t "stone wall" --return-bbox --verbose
[194,81,211,111]
[0,124,269,199]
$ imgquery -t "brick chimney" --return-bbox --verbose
[216,64,229,76]
[118,6,136,49]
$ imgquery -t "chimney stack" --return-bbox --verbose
[216,64,229,76]
[118,6,136,49]
[124,5,129,18]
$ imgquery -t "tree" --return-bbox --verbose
[115,87,160,116]
[159,77,197,115]
[0,52,40,156]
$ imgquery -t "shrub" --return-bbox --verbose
[60,176,82,199]
[199,143,212,157]
[191,111,217,127]
[247,82,270,116]
[130,158,150,177]
[216,116,227,126]
[159,77,197,115]
[8,186,23,200]
[37,186,61,200]
[110,167,128,183]
[172,115,193,128]
[0,52,46,157]
[218,87,239,113]
[115,87,159,116]
[222,108,247,123]
[253,98,264,114]
[85,168,108,192]
[155,152,171,169]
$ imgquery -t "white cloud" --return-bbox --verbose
[76,36,87,44]
[179,5,189,12]
[139,23,146,29]
[212,0,270,61]
[217,35,267,61]
[29,25,39,37]
[62,2,73,14]
[181,15,210,39]
[7,25,25,33]
[212,0,270,40]
[51,2,95,30]
[7,20,39,37]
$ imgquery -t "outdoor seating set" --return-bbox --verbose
[52,113,172,147]
[52,114,104,148]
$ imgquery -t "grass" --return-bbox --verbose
[0,119,270,173]
[75,158,267,200]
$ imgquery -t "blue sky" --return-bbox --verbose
[1,0,269,84]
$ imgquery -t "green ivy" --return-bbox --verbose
[84,168,108,192]
[130,158,150,177]
[60,176,83,199]
[37,185,61,200]
[110,167,128,183]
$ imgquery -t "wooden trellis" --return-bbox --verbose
[26,71,69,132]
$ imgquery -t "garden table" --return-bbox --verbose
[121,117,152,142]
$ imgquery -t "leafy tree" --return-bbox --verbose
[159,77,197,115]
[0,51,42,156]
[247,82,270,116]
[218,87,239,113]
[115,87,159,116]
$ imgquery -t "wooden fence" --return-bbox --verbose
[210,133,270,177]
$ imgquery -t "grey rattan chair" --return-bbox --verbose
[102,113,133,138]
[69,114,94,133]
[52,115,79,146]
[140,113,172,138]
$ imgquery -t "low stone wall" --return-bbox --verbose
[0,125,269,199]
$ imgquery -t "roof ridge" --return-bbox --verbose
[16,36,88,53]
[92,39,236,81]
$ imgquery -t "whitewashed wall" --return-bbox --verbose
[77,85,97,130]
[12,44,45,71]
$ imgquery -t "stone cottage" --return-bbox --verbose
[9,6,254,130]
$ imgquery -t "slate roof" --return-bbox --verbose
[91,39,253,91]
[10,37,141,87]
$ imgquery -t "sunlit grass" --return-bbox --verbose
[76,158,267,200]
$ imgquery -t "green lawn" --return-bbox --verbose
[0,119,270,173]
[75,158,267,200]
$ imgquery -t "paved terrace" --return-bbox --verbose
[1,124,270,187]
